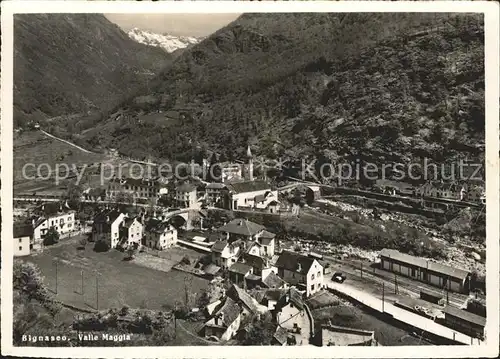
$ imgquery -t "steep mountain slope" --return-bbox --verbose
[14,14,172,129]
[127,28,202,53]
[83,13,484,177]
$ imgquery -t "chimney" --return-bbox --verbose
[297,262,302,272]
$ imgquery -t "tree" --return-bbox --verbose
[126,246,137,260]
[43,227,59,246]
[196,290,211,310]
[94,239,110,252]
[66,183,82,208]
[78,236,88,249]
[242,312,275,345]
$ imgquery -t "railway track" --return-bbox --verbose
[322,255,468,308]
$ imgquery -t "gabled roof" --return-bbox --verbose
[213,297,241,327]
[273,326,288,345]
[33,217,47,229]
[227,180,271,194]
[276,288,304,310]
[380,249,470,280]
[260,230,276,239]
[275,251,316,275]
[122,217,139,228]
[218,218,265,237]
[229,262,252,275]
[228,284,261,314]
[262,271,286,289]
[14,224,33,238]
[211,240,228,253]
[241,253,268,270]
[145,218,172,234]
[93,209,123,224]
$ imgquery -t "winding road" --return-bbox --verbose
[39,129,94,154]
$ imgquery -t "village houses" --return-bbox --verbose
[118,216,144,249]
[175,183,198,208]
[92,208,127,248]
[275,251,324,297]
[143,218,178,250]
[107,176,161,204]
[14,224,34,256]
[32,204,76,242]
[206,180,280,212]
[273,288,314,345]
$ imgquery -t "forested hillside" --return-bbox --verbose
[14,14,171,130]
[82,13,484,176]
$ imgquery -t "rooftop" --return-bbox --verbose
[241,253,268,269]
[275,251,317,275]
[443,306,486,327]
[227,180,271,194]
[380,249,470,280]
[211,240,228,253]
[229,262,253,275]
[14,224,33,238]
[262,271,286,289]
[212,297,241,327]
[218,218,265,237]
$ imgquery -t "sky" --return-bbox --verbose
[104,14,240,37]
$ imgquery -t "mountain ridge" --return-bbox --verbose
[53,13,485,181]
[127,27,203,53]
[14,14,172,130]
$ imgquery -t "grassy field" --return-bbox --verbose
[25,239,209,311]
[14,131,107,194]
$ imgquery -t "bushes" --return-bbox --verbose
[180,255,191,265]
[94,240,110,252]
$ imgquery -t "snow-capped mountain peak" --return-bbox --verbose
[127,27,202,53]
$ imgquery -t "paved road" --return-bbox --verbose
[325,279,483,346]
[321,255,468,309]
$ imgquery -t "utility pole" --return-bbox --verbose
[81,270,84,295]
[382,282,385,312]
[95,272,99,311]
[394,273,398,295]
[55,259,58,295]
[360,262,363,278]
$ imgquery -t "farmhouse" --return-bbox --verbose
[33,207,76,242]
[218,218,264,242]
[118,217,143,249]
[14,224,33,256]
[91,209,127,248]
[211,240,243,269]
[143,218,178,250]
[202,297,242,341]
[273,288,314,345]
[379,249,471,293]
[275,251,324,297]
